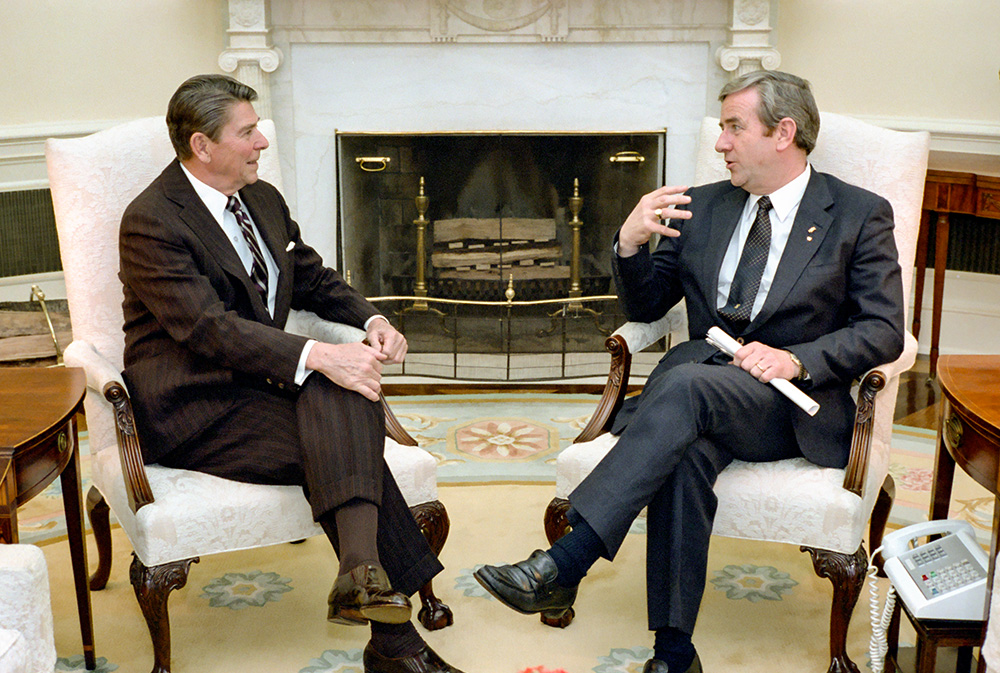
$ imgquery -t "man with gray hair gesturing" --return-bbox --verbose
[476,70,904,672]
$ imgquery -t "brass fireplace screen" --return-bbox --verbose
[335,131,669,380]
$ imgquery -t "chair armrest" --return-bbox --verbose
[841,330,918,495]
[63,340,154,513]
[611,311,678,354]
[574,308,684,444]
[285,310,418,447]
[286,309,366,344]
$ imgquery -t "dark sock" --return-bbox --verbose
[654,627,695,672]
[369,620,424,658]
[547,517,605,587]
[333,498,380,575]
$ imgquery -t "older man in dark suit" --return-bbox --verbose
[119,74,462,673]
[476,71,905,672]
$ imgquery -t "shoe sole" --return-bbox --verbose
[359,603,412,624]
[327,605,369,626]
[473,568,537,616]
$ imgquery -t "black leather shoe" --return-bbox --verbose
[328,562,412,625]
[642,652,702,673]
[473,550,577,620]
[363,643,465,673]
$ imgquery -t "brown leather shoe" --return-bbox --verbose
[363,643,465,673]
[328,562,412,625]
[642,652,702,673]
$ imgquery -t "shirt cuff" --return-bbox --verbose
[295,339,318,386]
[364,314,389,330]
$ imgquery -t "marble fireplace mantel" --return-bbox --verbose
[221,0,778,270]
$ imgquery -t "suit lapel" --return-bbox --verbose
[750,171,834,328]
[161,161,274,322]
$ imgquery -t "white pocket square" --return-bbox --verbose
[286,241,296,252]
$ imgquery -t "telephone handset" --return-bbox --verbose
[881,519,988,621]
[868,519,989,673]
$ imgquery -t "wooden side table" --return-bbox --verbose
[925,355,1000,673]
[0,366,95,670]
[913,171,1000,377]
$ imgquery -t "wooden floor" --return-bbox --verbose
[895,356,941,431]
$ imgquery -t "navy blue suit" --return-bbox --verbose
[568,170,905,632]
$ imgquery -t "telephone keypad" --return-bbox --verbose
[902,534,987,600]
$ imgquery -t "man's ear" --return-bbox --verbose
[774,118,798,151]
[189,132,212,163]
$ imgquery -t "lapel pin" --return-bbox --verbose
[807,226,817,233]
[806,236,813,242]
[286,241,295,252]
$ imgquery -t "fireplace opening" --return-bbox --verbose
[336,132,666,300]
[334,131,671,380]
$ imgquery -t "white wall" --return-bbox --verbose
[777,0,1000,123]
[0,0,228,126]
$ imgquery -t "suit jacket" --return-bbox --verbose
[119,160,380,463]
[610,170,905,468]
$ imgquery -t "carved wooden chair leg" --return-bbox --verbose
[544,497,571,547]
[130,555,198,673]
[538,497,576,628]
[802,544,867,673]
[86,486,113,590]
[410,500,453,630]
[869,475,896,576]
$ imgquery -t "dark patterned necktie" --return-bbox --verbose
[718,195,772,332]
[226,196,269,304]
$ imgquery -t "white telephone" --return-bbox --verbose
[868,519,989,673]
[881,519,988,621]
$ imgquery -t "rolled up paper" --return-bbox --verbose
[706,326,820,417]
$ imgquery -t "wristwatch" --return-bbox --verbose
[785,351,809,382]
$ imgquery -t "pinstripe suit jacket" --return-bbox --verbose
[610,171,905,468]
[120,159,379,463]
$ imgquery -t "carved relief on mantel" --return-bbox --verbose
[430,0,567,42]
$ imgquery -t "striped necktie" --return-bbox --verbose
[226,195,269,304]
[718,195,772,333]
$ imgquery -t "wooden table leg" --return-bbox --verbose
[930,409,957,522]
[912,209,932,340]
[929,212,950,378]
[59,418,96,670]
[0,450,17,544]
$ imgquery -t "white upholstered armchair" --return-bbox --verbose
[543,113,929,673]
[46,117,452,673]
[0,544,56,673]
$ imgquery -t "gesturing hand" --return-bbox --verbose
[617,185,692,258]
[306,341,388,402]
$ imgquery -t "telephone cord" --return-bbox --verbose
[867,546,896,673]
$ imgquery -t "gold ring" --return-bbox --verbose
[754,362,764,371]
[654,208,663,218]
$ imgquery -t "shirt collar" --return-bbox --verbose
[179,162,241,226]
[749,163,811,222]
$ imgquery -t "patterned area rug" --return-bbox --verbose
[38,485,902,673]
[21,394,996,671]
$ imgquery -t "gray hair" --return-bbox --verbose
[718,71,820,154]
[167,74,258,160]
